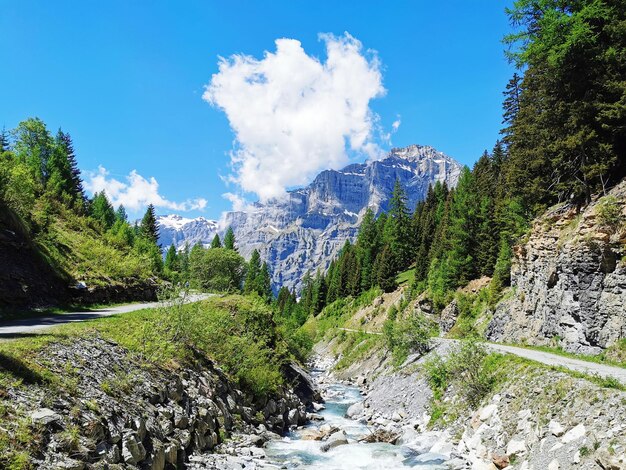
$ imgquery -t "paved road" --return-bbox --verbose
[0,294,211,339]
[337,328,626,385]
[484,341,626,386]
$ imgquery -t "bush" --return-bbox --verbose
[596,196,623,233]
[189,247,245,292]
[384,312,435,365]
[447,340,497,408]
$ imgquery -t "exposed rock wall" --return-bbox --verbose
[3,337,307,469]
[488,182,626,354]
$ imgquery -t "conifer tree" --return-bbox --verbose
[140,204,159,245]
[211,234,222,248]
[0,127,9,153]
[223,227,236,250]
[376,245,397,293]
[259,261,273,302]
[115,205,127,223]
[164,244,178,272]
[90,191,116,229]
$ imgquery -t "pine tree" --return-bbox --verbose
[54,130,85,206]
[90,191,116,229]
[376,245,397,293]
[211,234,222,248]
[0,127,10,153]
[259,262,273,302]
[115,205,128,223]
[223,227,236,250]
[140,204,159,245]
[386,180,412,270]
[164,244,178,272]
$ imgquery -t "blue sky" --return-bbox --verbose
[0,0,515,219]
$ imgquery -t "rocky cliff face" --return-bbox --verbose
[158,145,460,292]
[3,337,309,469]
[488,181,626,354]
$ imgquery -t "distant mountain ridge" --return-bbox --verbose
[157,215,219,250]
[157,145,462,291]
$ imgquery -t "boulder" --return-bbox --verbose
[122,432,147,465]
[548,420,565,437]
[31,408,62,426]
[285,362,322,405]
[346,401,364,419]
[321,430,348,452]
[561,423,585,443]
[506,438,527,458]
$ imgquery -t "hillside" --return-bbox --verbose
[0,119,163,312]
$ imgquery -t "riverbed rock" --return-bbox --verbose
[548,420,565,437]
[346,401,364,418]
[320,430,348,452]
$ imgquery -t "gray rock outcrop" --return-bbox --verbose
[487,181,626,354]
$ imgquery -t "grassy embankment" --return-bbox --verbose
[0,294,302,469]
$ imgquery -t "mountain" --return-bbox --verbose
[157,214,219,249]
[158,145,462,291]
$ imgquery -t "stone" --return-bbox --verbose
[548,459,559,470]
[301,429,324,441]
[53,458,85,470]
[346,401,364,418]
[320,430,349,452]
[31,408,62,426]
[561,424,585,443]
[287,408,300,426]
[479,404,498,422]
[164,444,178,465]
[548,420,565,437]
[506,438,527,458]
[312,402,325,412]
[595,447,625,469]
[492,453,509,469]
[122,432,147,465]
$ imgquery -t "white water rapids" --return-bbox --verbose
[263,366,449,469]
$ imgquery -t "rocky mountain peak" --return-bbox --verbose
[158,145,462,291]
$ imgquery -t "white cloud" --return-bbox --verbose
[85,166,207,212]
[204,32,386,202]
[392,118,401,132]
[222,192,250,212]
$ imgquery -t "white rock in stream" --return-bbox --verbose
[346,401,364,418]
[320,430,349,452]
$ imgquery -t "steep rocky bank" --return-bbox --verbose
[319,335,626,469]
[487,182,626,355]
[0,337,311,469]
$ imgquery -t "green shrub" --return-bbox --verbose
[447,340,498,407]
[596,196,623,233]
[384,313,435,366]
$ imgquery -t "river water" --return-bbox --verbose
[263,367,449,469]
